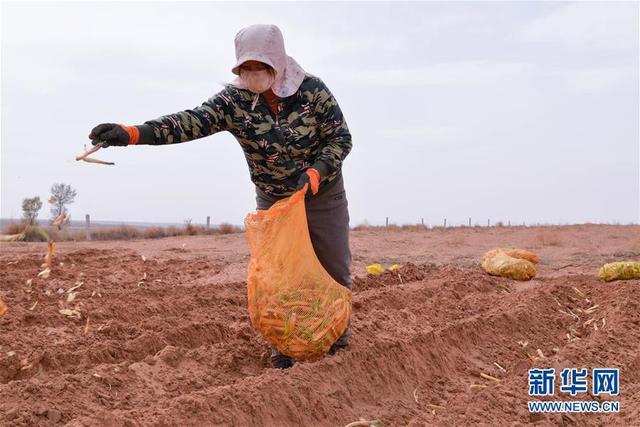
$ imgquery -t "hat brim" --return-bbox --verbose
[231,53,277,75]
[230,55,306,98]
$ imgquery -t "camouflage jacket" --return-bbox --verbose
[141,74,352,197]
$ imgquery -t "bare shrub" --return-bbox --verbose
[144,227,168,239]
[184,219,197,235]
[3,220,242,242]
[218,222,241,234]
[401,224,427,232]
[23,226,50,242]
[46,228,85,241]
[166,226,185,237]
[3,222,26,235]
[91,225,141,241]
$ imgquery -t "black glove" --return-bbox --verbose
[296,170,317,197]
[295,161,330,197]
[88,123,130,146]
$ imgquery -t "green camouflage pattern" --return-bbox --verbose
[143,74,352,196]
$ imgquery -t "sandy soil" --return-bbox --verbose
[0,224,638,426]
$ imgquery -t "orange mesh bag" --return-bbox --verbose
[244,186,352,360]
[481,248,538,281]
[501,248,539,264]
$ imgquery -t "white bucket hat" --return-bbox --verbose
[230,24,306,98]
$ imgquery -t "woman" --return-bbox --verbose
[89,24,353,369]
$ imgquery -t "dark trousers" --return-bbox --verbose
[255,174,352,364]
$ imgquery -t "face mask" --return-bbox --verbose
[240,69,276,94]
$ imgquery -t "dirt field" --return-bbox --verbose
[1,224,639,426]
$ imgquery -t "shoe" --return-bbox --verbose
[327,342,349,356]
[271,354,294,369]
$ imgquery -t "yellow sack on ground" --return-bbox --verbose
[366,263,385,275]
[244,187,352,361]
[481,248,537,281]
[599,261,640,282]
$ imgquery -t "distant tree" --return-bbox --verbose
[22,196,43,225]
[49,183,77,225]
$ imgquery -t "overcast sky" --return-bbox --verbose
[1,1,638,226]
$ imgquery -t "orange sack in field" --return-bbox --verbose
[481,248,539,281]
[244,187,352,360]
